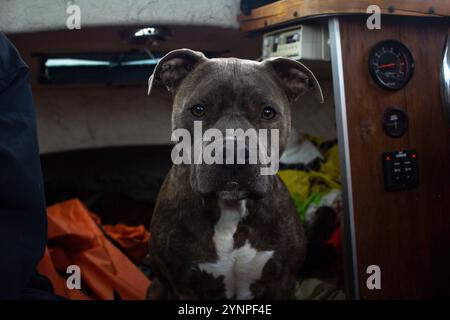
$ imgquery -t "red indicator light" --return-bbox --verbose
[386,156,391,161]
[411,154,416,158]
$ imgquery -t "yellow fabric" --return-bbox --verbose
[278,139,341,222]
[321,142,341,184]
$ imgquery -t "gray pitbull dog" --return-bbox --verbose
[147,49,323,299]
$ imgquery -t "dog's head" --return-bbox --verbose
[148,49,323,201]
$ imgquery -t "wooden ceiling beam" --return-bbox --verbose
[238,0,450,32]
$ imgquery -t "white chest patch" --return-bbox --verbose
[198,200,274,299]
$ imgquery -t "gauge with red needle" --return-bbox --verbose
[368,40,414,90]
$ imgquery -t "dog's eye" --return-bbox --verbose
[262,106,277,120]
[191,104,205,117]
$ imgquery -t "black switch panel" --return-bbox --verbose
[382,150,418,192]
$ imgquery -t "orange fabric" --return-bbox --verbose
[37,199,151,300]
[102,223,150,263]
[38,247,90,300]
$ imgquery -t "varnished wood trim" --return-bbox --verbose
[239,0,450,32]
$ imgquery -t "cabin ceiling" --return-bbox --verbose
[0,0,241,33]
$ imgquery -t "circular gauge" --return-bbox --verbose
[382,107,408,138]
[368,40,414,90]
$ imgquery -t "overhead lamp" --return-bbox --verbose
[126,26,171,45]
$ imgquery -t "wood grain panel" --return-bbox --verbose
[339,16,450,299]
[239,0,450,32]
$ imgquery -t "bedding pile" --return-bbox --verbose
[279,133,345,298]
[37,199,150,300]
[279,133,342,237]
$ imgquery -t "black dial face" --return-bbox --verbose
[382,108,408,138]
[369,40,414,90]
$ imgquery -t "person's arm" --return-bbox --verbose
[0,32,47,299]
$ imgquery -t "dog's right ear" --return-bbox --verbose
[262,57,324,104]
[148,49,207,96]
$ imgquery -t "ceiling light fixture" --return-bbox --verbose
[126,26,171,45]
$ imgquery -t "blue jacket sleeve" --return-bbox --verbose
[0,32,47,299]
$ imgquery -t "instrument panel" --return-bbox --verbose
[368,40,414,90]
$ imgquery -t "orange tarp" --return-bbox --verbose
[37,199,150,300]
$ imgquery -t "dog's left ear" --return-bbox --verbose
[263,57,324,104]
[148,48,207,96]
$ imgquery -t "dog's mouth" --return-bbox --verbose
[216,182,249,201]
[191,168,269,201]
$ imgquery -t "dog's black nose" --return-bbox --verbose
[222,138,250,165]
